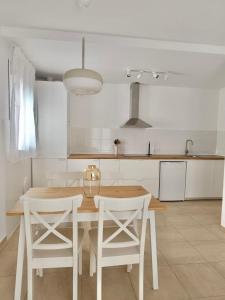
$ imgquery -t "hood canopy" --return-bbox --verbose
[121,82,152,128]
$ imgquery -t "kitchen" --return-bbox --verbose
[1,1,225,300]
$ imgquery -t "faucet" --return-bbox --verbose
[148,141,151,156]
[185,139,194,156]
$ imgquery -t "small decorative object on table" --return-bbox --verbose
[114,139,120,156]
[83,165,101,197]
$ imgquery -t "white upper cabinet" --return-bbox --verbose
[185,160,224,199]
[34,81,67,158]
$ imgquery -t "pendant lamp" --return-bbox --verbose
[63,37,103,95]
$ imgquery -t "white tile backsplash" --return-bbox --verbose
[70,127,217,155]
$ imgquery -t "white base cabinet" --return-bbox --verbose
[32,158,67,187]
[119,160,159,197]
[32,158,224,200]
[67,159,159,197]
[185,160,224,199]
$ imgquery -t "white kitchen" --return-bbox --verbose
[1,1,225,300]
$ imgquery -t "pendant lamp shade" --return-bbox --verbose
[63,38,103,95]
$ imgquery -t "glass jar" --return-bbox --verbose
[83,165,101,197]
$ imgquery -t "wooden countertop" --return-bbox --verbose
[7,186,166,216]
[68,154,224,160]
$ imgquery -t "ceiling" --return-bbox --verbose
[1,0,225,88]
[5,35,225,88]
[0,0,225,45]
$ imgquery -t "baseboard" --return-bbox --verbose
[185,197,222,201]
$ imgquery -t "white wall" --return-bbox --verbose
[217,88,225,155]
[0,38,10,241]
[0,38,32,241]
[217,88,225,226]
[70,84,219,154]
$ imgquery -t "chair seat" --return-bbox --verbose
[32,227,84,259]
[89,226,140,257]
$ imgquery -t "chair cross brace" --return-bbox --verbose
[102,209,141,248]
[31,209,72,249]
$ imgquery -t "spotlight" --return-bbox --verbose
[126,68,131,78]
[152,72,160,79]
[137,72,142,79]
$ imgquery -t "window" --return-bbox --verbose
[9,47,36,160]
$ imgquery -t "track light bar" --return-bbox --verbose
[126,68,183,81]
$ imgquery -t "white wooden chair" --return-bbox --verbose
[23,176,30,193]
[22,194,84,300]
[46,171,82,187]
[89,193,151,300]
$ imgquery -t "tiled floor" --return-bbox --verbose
[1,200,225,299]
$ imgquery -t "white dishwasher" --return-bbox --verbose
[159,161,187,201]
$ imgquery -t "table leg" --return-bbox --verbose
[149,211,159,290]
[14,216,25,300]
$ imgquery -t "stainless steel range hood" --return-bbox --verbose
[121,82,152,128]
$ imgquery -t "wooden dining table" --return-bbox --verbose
[7,185,167,300]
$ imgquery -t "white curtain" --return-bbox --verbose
[9,47,36,161]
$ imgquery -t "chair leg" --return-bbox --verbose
[36,268,43,277]
[78,248,82,275]
[90,248,96,276]
[97,266,102,300]
[139,261,144,300]
[73,266,78,300]
[127,264,132,272]
[27,267,33,300]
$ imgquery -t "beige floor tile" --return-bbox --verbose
[204,225,225,240]
[174,206,207,216]
[33,269,82,300]
[164,215,199,226]
[157,226,185,242]
[192,297,225,300]
[172,263,225,299]
[81,267,136,300]
[129,265,190,300]
[3,228,19,252]
[155,214,167,226]
[191,214,221,225]
[158,240,205,265]
[0,275,27,300]
[190,240,225,262]
[0,249,17,277]
[211,261,225,279]
[176,225,218,242]
[144,248,168,267]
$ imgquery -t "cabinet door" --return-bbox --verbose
[213,160,224,197]
[99,159,120,186]
[185,160,224,199]
[32,158,67,187]
[119,160,159,197]
[35,81,67,158]
[67,159,100,173]
[119,160,159,180]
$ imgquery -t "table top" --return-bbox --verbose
[6,185,167,216]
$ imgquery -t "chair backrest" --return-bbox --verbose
[94,193,151,259]
[22,194,83,259]
[23,176,30,193]
[46,171,82,187]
